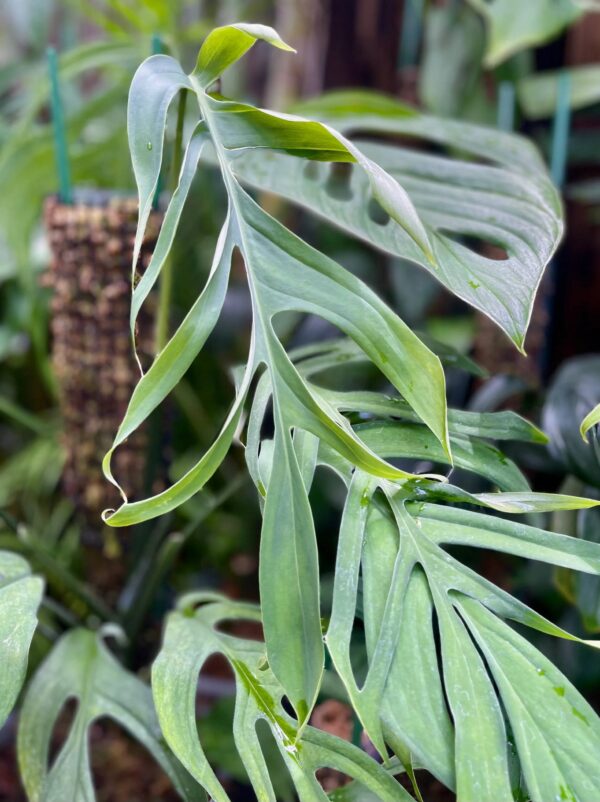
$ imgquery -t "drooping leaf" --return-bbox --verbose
[323,472,600,800]
[460,596,600,802]
[0,551,43,728]
[17,629,204,802]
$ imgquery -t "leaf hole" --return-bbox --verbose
[48,697,79,766]
[90,717,180,799]
[325,162,354,201]
[438,229,508,261]
[367,197,390,226]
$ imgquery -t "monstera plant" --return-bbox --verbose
[11,21,600,802]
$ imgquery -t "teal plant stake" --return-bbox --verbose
[398,0,425,69]
[497,81,515,132]
[46,47,72,205]
[542,71,572,378]
[550,71,572,188]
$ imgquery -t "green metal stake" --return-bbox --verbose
[550,71,572,189]
[47,47,72,205]
[496,81,515,132]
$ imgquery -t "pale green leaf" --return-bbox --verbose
[234,90,561,349]
[17,629,204,802]
[460,596,600,802]
[259,420,323,727]
[152,595,413,802]
[466,0,582,66]
[0,551,43,728]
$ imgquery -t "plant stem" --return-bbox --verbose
[154,89,188,354]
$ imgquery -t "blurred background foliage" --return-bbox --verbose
[1,0,600,799]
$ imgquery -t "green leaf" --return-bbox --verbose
[419,4,488,119]
[466,0,582,67]
[413,502,600,574]
[319,433,600,798]
[582,402,600,442]
[519,65,600,120]
[352,419,531,491]
[193,23,295,88]
[106,36,456,727]
[0,551,43,728]
[259,420,323,728]
[460,596,600,802]
[127,53,192,269]
[17,629,204,802]
[234,89,561,350]
[152,594,413,802]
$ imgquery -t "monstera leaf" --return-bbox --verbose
[102,23,563,726]
[466,0,582,66]
[325,440,600,802]
[152,593,412,802]
[98,22,600,802]
[246,335,600,801]
[17,628,204,802]
[0,551,43,728]
[104,22,456,724]
[234,89,562,351]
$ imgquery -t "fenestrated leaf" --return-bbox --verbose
[460,596,600,802]
[151,594,413,802]
[313,392,600,800]
[17,629,204,802]
[466,0,581,66]
[352,419,530,491]
[433,587,513,802]
[412,501,600,573]
[0,551,43,728]
[105,39,452,725]
[231,89,562,350]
